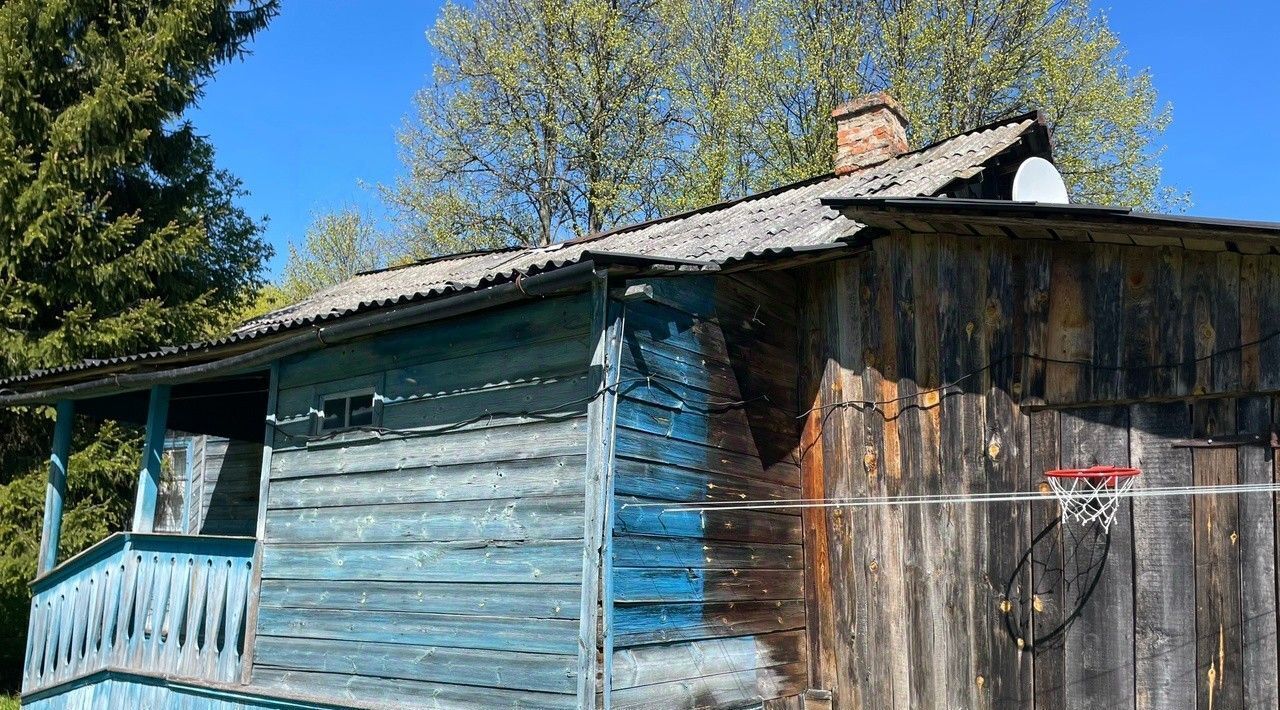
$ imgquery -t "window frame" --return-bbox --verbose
[311,387,382,437]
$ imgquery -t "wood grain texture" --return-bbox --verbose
[610,275,806,710]
[1130,402,1196,710]
[1193,445,1244,710]
[1060,407,1134,710]
[252,292,595,707]
[1236,397,1278,709]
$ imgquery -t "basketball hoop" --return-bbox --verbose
[1044,465,1140,532]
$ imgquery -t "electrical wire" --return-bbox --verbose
[638,481,1280,514]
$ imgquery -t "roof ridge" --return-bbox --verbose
[564,111,1042,248]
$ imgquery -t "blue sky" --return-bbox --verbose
[189,1,1280,277]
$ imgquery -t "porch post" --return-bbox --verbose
[131,385,171,532]
[36,400,75,575]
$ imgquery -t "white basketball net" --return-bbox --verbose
[1047,474,1138,532]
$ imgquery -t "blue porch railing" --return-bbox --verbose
[22,532,256,695]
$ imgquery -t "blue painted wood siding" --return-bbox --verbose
[250,294,595,709]
[610,275,808,708]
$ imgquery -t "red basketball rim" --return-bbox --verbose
[1045,465,1140,488]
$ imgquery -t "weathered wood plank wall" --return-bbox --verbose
[249,293,596,709]
[193,436,262,536]
[799,234,1280,709]
[610,274,808,709]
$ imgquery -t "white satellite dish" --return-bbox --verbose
[1011,156,1069,204]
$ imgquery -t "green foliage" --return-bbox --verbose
[0,0,277,374]
[390,0,1179,253]
[0,0,277,689]
[280,208,387,302]
[384,0,683,250]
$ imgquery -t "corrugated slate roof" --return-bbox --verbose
[239,115,1039,334]
[1,114,1039,388]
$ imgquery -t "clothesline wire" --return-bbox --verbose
[624,481,1280,514]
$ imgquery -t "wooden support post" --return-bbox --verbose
[131,385,172,532]
[36,400,75,576]
[578,271,622,710]
[240,361,280,684]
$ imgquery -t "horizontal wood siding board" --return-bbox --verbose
[613,568,803,603]
[612,458,800,510]
[261,540,583,584]
[615,427,797,487]
[616,396,774,458]
[265,495,585,544]
[273,380,590,444]
[276,292,592,390]
[252,667,579,710]
[268,455,586,509]
[612,600,807,648]
[611,536,803,570]
[610,661,807,710]
[258,579,581,619]
[255,606,580,655]
[252,635,578,693]
[615,496,801,544]
[611,630,805,690]
[270,418,587,478]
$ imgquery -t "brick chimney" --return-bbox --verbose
[831,93,909,174]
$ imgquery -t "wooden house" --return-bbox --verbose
[5,93,1279,709]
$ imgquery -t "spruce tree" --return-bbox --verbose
[0,0,278,686]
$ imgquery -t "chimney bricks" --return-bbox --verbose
[831,93,909,175]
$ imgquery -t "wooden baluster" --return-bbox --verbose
[141,551,176,669]
[218,557,253,681]
[126,551,158,670]
[178,556,211,677]
[97,555,126,670]
[68,575,93,680]
[54,587,74,683]
[23,595,47,690]
[159,554,195,674]
[202,557,231,680]
[110,548,141,668]
[40,593,61,685]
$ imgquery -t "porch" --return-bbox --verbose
[23,532,255,695]
[22,372,273,704]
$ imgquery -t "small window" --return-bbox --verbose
[318,392,377,433]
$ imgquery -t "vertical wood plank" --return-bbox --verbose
[577,271,619,709]
[38,400,76,575]
[132,386,172,533]
[1130,402,1196,710]
[1259,258,1280,392]
[1192,446,1244,710]
[1121,248,1156,400]
[984,238,1033,709]
[1237,397,1278,709]
[238,361,278,685]
[1238,257,1262,392]
[1090,244,1125,402]
[1152,247,1186,397]
[1015,242,1052,408]
[1180,253,1215,397]
[1211,253,1241,395]
[800,263,839,701]
[1060,406,1134,710]
[1045,247,1091,404]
